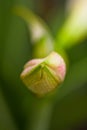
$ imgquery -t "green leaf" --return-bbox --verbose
[13,6,54,58]
[56,0,87,49]
[0,84,18,130]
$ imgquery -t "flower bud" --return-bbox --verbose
[20,51,66,96]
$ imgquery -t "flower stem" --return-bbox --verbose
[30,100,53,130]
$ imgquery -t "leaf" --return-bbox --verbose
[56,0,87,49]
[13,6,54,58]
[0,84,18,130]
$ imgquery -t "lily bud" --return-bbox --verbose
[20,52,66,96]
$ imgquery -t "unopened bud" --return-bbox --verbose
[20,51,66,96]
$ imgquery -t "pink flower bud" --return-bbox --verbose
[20,51,66,96]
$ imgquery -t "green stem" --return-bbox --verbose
[27,99,53,130]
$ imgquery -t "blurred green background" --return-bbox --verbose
[0,0,87,130]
